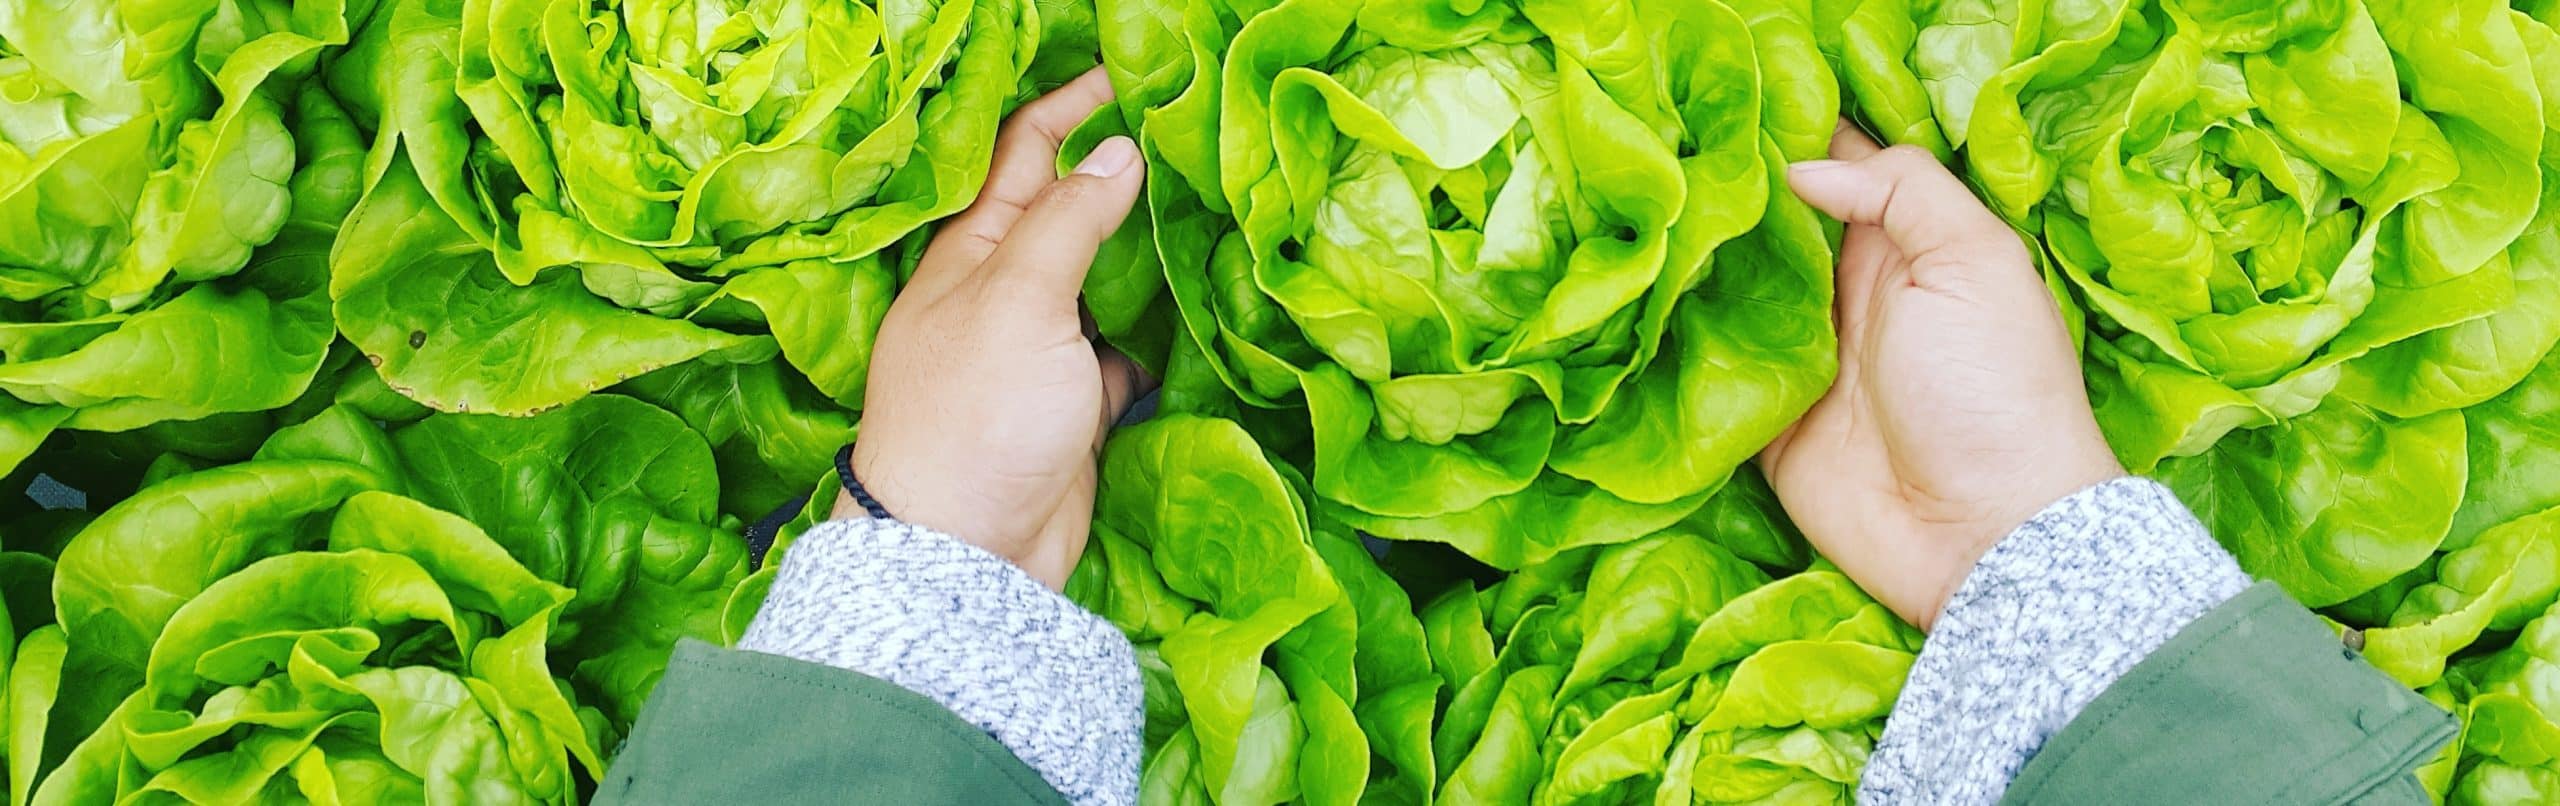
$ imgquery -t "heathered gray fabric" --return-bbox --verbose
[733,478,2244,806]
[1858,477,2252,805]
[739,519,1141,806]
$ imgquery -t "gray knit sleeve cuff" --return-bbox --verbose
[1858,477,2252,805]
[738,519,1142,806]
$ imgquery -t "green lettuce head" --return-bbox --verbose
[1424,536,1918,804]
[1067,414,1441,804]
[322,0,1046,417]
[1079,0,1843,569]
[1836,0,2560,608]
[31,396,746,801]
[0,0,370,474]
[40,501,602,804]
[1892,0,2552,467]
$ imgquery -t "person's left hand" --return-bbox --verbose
[844,68,1153,590]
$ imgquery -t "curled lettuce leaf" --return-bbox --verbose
[1077,0,1842,568]
[42,501,597,805]
[1067,419,1910,804]
[0,0,367,475]
[2452,317,2560,555]
[0,546,60,806]
[2154,398,2464,607]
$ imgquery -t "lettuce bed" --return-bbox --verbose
[7,0,2560,803]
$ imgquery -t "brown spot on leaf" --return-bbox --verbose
[408,330,428,349]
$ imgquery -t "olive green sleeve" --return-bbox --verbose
[595,640,1068,806]
[2002,583,2456,805]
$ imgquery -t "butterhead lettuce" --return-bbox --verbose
[1822,0,2560,610]
[320,0,1047,423]
[1879,0,2555,460]
[30,396,745,801]
[1424,529,1916,804]
[1067,414,1439,805]
[1077,0,1843,569]
[0,0,368,475]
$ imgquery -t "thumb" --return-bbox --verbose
[977,136,1145,306]
[1786,145,2018,261]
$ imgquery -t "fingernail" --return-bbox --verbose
[1075,137,1138,178]
[1789,159,1849,176]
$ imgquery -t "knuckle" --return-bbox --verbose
[1031,177,1094,210]
[991,123,1047,156]
[1011,94,1089,143]
[1876,144,1941,170]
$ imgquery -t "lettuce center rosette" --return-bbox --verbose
[0,0,369,474]
[322,0,1041,417]
[1079,0,1842,568]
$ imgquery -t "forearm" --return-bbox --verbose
[1859,477,2253,803]
[739,518,1142,806]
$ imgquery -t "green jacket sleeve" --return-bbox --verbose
[2002,583,2457,805]
[595,640,1069,806]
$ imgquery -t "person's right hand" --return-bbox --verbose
[846,69,1150,591]
[1760,122,2125,631]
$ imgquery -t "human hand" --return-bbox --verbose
[1760,122,2124,630]
[844,69,1153,590]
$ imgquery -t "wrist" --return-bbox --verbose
[829,488,884,522]
[833,443,898,522]
[842,444,1011,565]
[840,444,938,528]
[1919,464,2130,630]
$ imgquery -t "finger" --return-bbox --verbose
[1785,145,2023,266]
[1827,118,1885,161]
[973,136,1145,308]
[1829,233,1897,359]
[1024,477,1095,591]
[917,69,1119,284]
[1096,345,1159,427]
[1757,371,1880,504]
[1757,422,1802,476]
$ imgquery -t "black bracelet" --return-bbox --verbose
[835,443,896,521]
